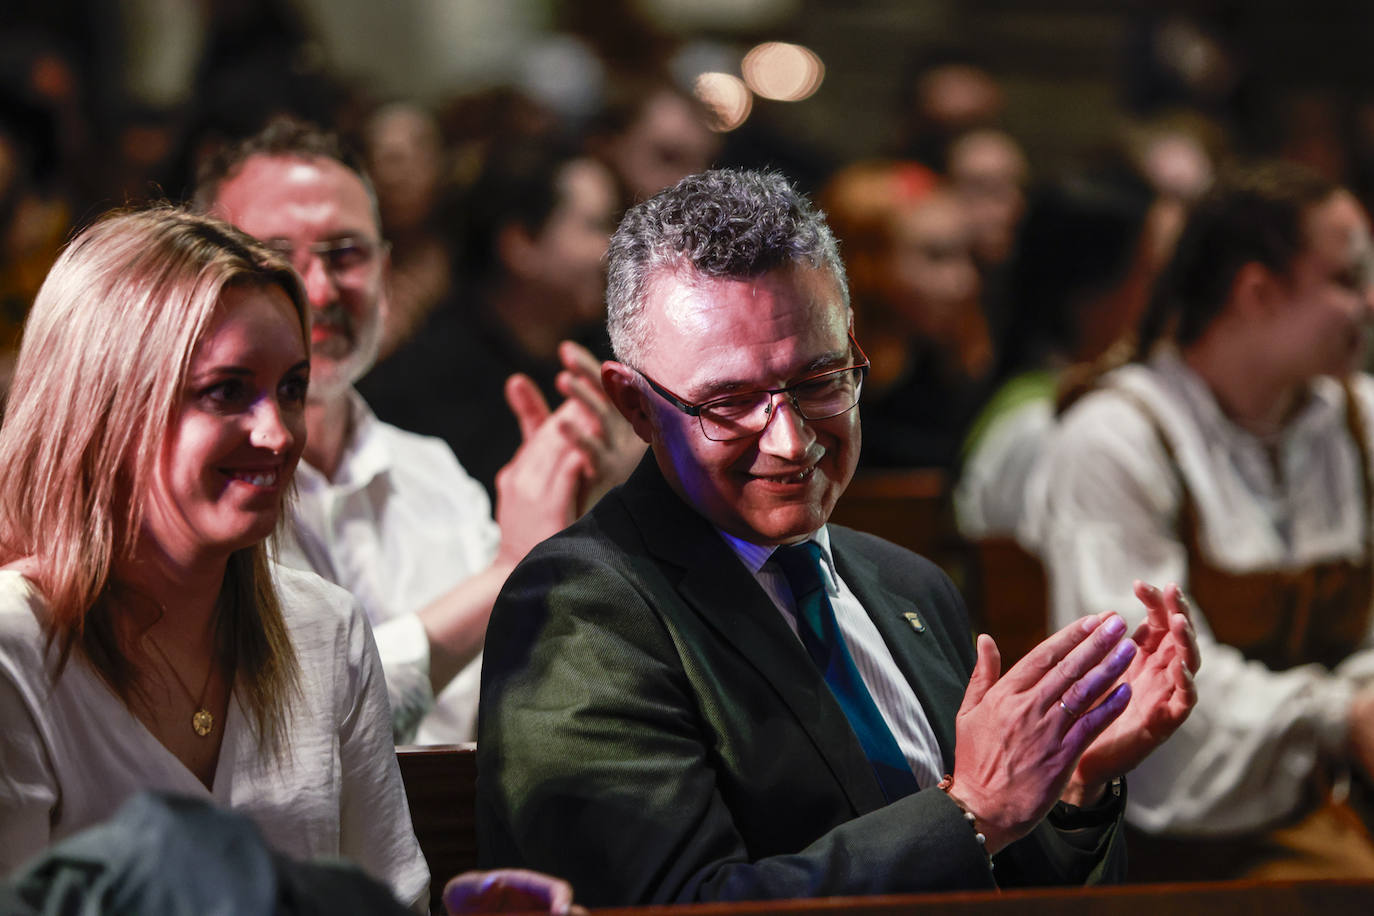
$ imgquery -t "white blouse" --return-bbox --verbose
[1027,349,1374,835]
[0,565,429,908]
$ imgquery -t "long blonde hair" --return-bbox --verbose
[0,206,308,755]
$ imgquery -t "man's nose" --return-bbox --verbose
[756,395,816,459]
[298,253,338,308]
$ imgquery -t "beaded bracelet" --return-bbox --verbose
[938,774,992,868]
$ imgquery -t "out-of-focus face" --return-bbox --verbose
[629,264,860,545]
[143,284,309,562]
[886,193,980,336]
[521,158,617,325]
[947,129,1027,266]
[366,104,443,235]
[1272,191,1374,381]
[608,90,719,203]
[210,154,386,404]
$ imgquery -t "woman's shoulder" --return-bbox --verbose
[0,569,50,676]
[269,562,364,628]
[0,569,45,631]
[268,562,373,664]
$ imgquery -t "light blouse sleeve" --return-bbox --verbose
[1034,390,1356,836]
[336,597,430,911]
[275,524,436,745]
[0,665,56,875]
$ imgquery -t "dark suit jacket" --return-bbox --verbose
[477,456,1125,906]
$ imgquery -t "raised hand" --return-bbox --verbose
[948,613,1137,853]
[1069,581,1200,795]
[492,373,590,567]
[554,340,646,512]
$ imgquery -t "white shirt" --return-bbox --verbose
[278,390,501,744]
[718,526,946,789]
[1027,349,1374,835]
[955,397,1054,540]
[0,566,429,908]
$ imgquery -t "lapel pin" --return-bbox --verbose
[903,611,925,633]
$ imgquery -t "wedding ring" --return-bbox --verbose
[1058,699,1082,718]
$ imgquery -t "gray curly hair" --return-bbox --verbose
[606,168,850,366]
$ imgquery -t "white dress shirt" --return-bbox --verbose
[718,525,946,789]
[0,566,429,907]
[278,390,500,744]
[1027,349,1374,835]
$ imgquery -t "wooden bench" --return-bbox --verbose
[396,743,478,914]
[592,879,1374,916]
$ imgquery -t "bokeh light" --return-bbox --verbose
[741,42,824,102]
[694,72,754,132]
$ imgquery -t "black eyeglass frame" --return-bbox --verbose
[637,332,870,441]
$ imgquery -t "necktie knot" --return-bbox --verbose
[772,541,826,601]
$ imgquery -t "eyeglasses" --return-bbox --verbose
[638,334,870,442]
[263,236,387,283]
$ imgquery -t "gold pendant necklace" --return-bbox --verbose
[147,637,216,738]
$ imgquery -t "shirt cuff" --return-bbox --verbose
[1049,775,1126,831]
[1313,675,1357,759]
[371,614,435,743]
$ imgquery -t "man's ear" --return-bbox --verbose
[602,361,655,445]
[1231,261,1283,320]
[496,222,539,279]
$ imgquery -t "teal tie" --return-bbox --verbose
[772,541,921,803]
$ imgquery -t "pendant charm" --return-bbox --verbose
[192,708,214,737]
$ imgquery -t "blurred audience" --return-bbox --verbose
[363,102,455,357]
[1029,162,1374,879]
[361,140,637,503]
[944,127,1029,355]
[956,173,1165,539]
[892,47,1004,171]
[589,77,719,213]
[821,160,994,470]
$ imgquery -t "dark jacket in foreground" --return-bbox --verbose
[477,456,1126,906]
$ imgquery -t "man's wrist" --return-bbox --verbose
[1058,775,1124,815]
[1059,775,1107,808]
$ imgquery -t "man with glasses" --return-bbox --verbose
[195,118,639,744]
[476,169,1199,905]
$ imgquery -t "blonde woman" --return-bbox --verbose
[0,207,432,907]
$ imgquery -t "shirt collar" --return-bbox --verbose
[717,525,837,580]
[1149,346,1343,447]
[295,388,394,494]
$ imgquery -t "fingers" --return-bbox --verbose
[958,634,1001,717]
[1066,682,1131,747]
[1051,617,1136,727]
[1165,584,1202,675]
[1131,580,1170,651]
[505,373,552,442]
[558,368,615,428]
[1132,581,1202,675]
[1001,612,1112,691]
[559,339,602,381]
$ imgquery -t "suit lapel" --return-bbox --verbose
[619,457,887,814]
[831,532,964,775]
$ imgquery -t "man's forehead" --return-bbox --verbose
[647,264,846,331]
[640,263,850,392]
[212,153,375,234]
